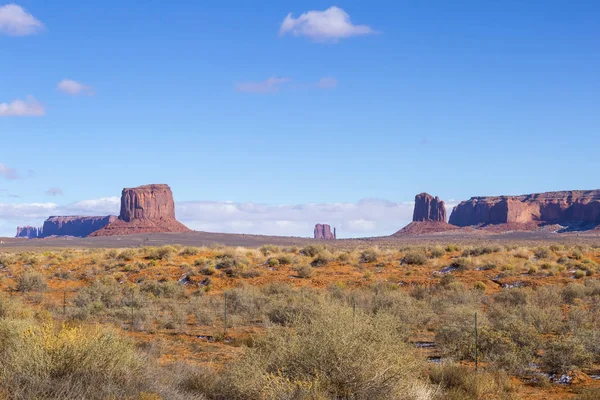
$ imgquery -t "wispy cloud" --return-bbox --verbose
[57,79,95,96]
[315,77,338,89]
[279,6,377,42]
[235,76,290,94]
[0,96,45,117]
[0,4,44,36]
[0,162,19,180]
[45,187,63,196]
[236,76,338,94]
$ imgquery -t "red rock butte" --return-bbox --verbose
[314,224,336,240]
[90,184,190,236]
[394,192,457,236]
[449,189,600,228]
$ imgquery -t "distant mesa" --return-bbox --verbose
[394,192,457,236]
[41,216,117,238]
[90,184,190,236]
[314,224,336,240]
[16,216,116,239]
[16,226,42,239]
[449,189,600,231]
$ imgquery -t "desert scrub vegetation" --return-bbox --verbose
[199,303,431,400]
[2,244,600,398]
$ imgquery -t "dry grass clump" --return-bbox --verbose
[429,363,515,400]
[0,320,147,400]
[16,271,47,293]
[402,251,428,265]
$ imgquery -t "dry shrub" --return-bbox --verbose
[16,271,47,293]
[214,303,429,400]
[0,321,147,400]
[429,363,515,400]
[403,252,427,265]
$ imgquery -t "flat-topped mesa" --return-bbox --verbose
[314,224,336,240]
[413,193,447,222]
[120,184,176,222]
[16,226,41,239]
[40,216,117,238]
[90,184,190,236]
[449,189,600,228]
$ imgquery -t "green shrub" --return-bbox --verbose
[359,249,378,263]
[179,247,199,256]
[117,249,136,261]
[402,252,427,265]
[296,265,314,279]
[300,245,321,258]
[311,253,331,267]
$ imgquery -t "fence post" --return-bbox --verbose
[474,312,478,371]
[223,292,227,338]
[130,292,135,332]
[63,290,67,316]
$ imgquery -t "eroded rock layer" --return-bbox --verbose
[40,216,117,238]
[16,226,41,239]
[413,193,447,222]
[449,190,600,228]
[91,184,190,236]
[314,224,336,240]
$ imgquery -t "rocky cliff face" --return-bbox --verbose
[90,184,190,236]
[314,224,336,239]
[16,226,41,239]
[449,190,600,228]
[413,193,447,222]
[40,216,117,238]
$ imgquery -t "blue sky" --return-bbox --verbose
[1,1,599,237]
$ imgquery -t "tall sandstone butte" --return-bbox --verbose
[449,189,600,228]
[16,226,41,239]
[413,193,447,222]
[40,216,117,238]
[393,193,456,236]
[91,184,190,236]
[314,224,336,239]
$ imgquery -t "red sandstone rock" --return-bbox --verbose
[314,224,336,239]
[40,216,117,238]
[393,221,458,236]
[16,226,41,239]
[413,193,447,222]
[449,190,600,228]
[91,184,190,236]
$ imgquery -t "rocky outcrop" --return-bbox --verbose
[40,216,117,238]
[413,193,447,222]
[16,226,41,239]
[314,224,336,239]
[90,184,190,236]
[393,193,456,236]
[449,190,600,228]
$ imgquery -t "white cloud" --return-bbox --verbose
[235,76,290,94]
[0,197,416,238]
[279,6,377,42]
[0,162,19,180]
[236,76,337,93]
[45,187,63,196]
[57,79,94,96]
[0,4,44,36]
[0,96,45,117]
[176,198,414,238]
